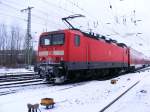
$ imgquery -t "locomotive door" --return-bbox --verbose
[123,48,129,67]
[69,34,88,70]
[123,49,125,67]
[86,40,91,69]
[86,43,89,68]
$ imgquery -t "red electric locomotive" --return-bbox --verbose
[34,15,150,83]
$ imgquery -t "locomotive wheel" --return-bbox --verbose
[65,70,84,82]
[87,70,97,79]
[101,69,110,77]
[54,76,66,84]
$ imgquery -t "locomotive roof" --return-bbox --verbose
[40,29,128,48]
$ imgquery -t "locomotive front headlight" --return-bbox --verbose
[39,57,42,61]
[40,57,46,62]
[60,57,64,61]
[48,58,52,63]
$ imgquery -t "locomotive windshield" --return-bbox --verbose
[40,33,64,46]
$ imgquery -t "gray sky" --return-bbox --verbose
[0,0,150,55]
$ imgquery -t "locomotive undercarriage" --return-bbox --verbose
[34,59,148,84]
[34,62,128,84]
[35,63,67,84]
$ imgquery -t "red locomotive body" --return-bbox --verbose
[35,29,150,83]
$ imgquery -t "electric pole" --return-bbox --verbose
[21,6,34,68]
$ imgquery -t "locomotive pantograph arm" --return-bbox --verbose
[62,14,85,29]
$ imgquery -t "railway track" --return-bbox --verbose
[0,79,45,88]
[0,79,48,96]
[0,72,40,82]
[0,72,48,96]
[99,81,140,112]
[0,67,149,96]
[135,66,150,73]
[98,67,150,112]
[0,80,87,96]
[0,90,17,96]
[0,71,89,96]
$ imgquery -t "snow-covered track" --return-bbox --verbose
[135,66,150,73]
[0,72,35,76]
[0,72,40,82]
[0,79,50,96]
[55,81,89,91]
[0,90,17,96]
[99,81,140,112]
[0,79,46,89]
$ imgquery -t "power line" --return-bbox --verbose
[32,13,63,27]
[0,0,115,36]
[0,0,121,35]
[0,12,52,28]
[3,0,68,18]
[0,12,27,21]
[0,10,63,32]
[63,0,106,33]
[0,1,21,12]
[0,0,65,29]
[39,0,75,14]
[34,6,66,19]
[65,0,85,11]
[3,0,25,7]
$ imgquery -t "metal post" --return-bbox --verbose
[21,6,34,68]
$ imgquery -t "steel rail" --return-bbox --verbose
[99,81,140,112]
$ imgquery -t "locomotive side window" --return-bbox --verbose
[74,35,80,47]
[40,33,64,46]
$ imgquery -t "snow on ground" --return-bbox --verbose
[105,69,150,112]
[0,68,150,112]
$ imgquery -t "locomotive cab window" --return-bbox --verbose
[74,35,80,47]
[44,38,51,45]
[40,37,51,45]
[52,34,64,45]
[40,33,64,46]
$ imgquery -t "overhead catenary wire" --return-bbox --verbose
[3,0,71,18]
[64,0,128,37]
[0,12,27,22]
[0,0,141,36]
[65,0,85,11]
[0,0,112,36]
[0,11,61,33]
[39,0,75,14]
[0,0,102,32]
[0,1,65,30]
[63,0,105,33]
[0,0,118,35]
[0,1,21,12]
[32,14,63,28]
[105,0,140,38]
[0,2,66,26]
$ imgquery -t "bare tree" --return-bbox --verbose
[0,24,7,66]
[0,23,36,67]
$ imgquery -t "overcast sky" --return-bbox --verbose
[0,0,150,55]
